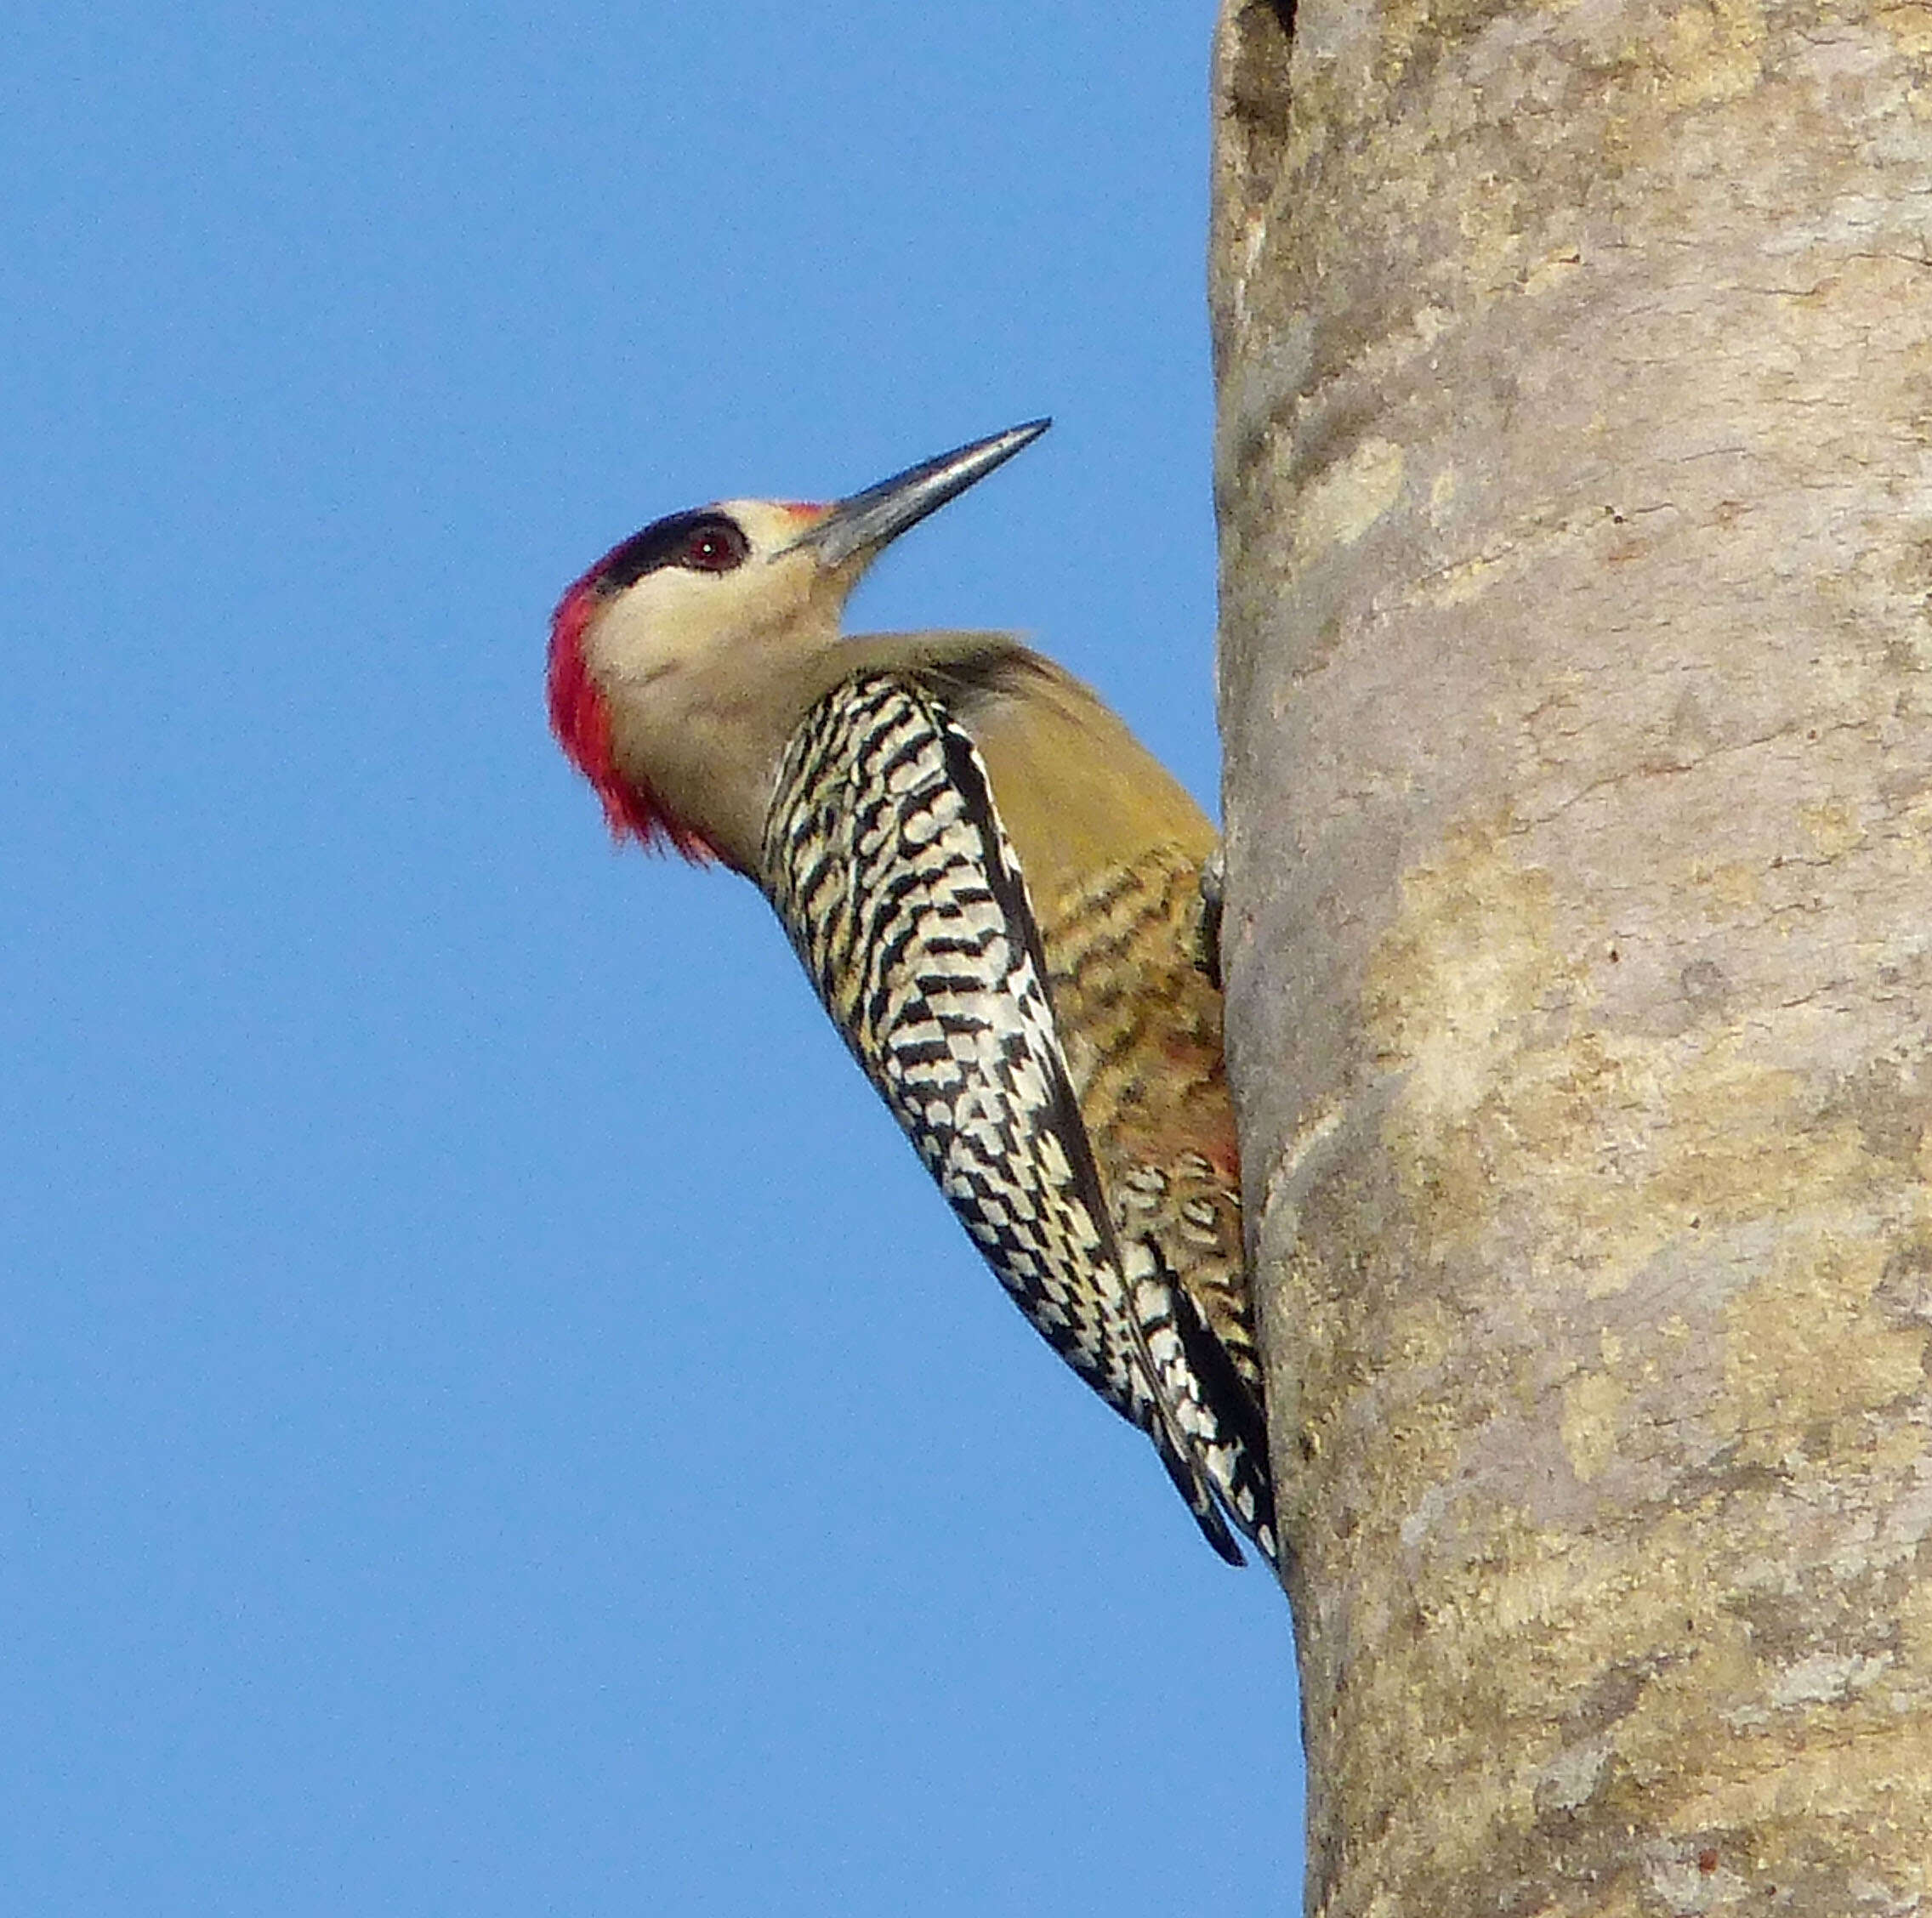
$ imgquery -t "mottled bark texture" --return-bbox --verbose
[1210,0,1932,1909]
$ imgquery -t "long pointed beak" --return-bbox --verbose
[790,418,1051,569]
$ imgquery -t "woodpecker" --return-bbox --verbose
[548,422,1274,1566]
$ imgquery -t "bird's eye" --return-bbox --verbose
[681,521,748,573]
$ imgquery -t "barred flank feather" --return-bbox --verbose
[763,671,1274,1567]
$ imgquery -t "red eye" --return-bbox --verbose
[682,520,747,572]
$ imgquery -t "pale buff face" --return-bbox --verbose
[551,423,1048,869]
[582,499,855,708]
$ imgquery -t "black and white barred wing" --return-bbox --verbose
[761,672,1240,1562]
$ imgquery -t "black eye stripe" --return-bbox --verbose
[597,510,748,592]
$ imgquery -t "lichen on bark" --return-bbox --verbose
[1210,0,1932,1908]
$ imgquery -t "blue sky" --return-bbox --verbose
[4,3,1303,1910]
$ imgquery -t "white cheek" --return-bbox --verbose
[589,570,745,684]
[589,552,828,690]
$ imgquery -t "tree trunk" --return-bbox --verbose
[1208,0,1932,1909]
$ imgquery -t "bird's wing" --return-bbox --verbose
[761,670,1242,1563]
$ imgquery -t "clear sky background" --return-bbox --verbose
[5,3,1304,1910]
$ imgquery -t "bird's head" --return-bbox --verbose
[548,420,1049,857]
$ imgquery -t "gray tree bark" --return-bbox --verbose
[1208,0,1932,1910]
